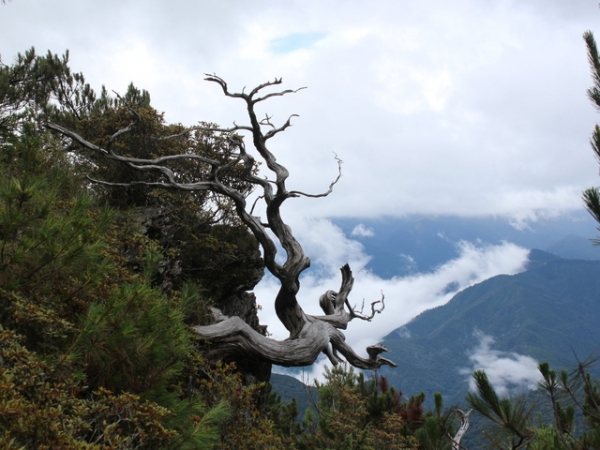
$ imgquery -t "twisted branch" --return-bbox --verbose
[46,75,395,370]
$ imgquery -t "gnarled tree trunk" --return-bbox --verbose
[47,75,396,370]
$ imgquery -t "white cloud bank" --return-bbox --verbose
[461,331,541,397]
[351,224,374,237]
[254,217,530,383]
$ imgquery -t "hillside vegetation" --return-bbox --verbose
[378,250,600,406]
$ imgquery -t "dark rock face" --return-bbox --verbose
[137,207,271,386]
[214,291,272,386]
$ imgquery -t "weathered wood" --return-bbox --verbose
[47,76,396,370]
[193,309,330,366]
[193,299,396,370]
[452,409,472,450]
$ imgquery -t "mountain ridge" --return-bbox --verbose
[377,250,600,405]
[333,213,600,278]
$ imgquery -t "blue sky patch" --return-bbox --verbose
[269,32,327,54]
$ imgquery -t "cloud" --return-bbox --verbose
[460,331,541,397]
[253,216,530,382]
[270,32,327,54]
[399,254,417,273]
[1,0,598,222]
[351,223,374,237]
[274,357,333,385]
[507,208,567,231]
[1,0,593,382]
[2,0,596,403]
[395,326,411,339]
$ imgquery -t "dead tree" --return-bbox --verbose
[47,75,396,370]
[452,409,472,450]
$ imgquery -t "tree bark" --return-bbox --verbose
[452,409,471,450]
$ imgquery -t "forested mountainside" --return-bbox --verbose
[377,250,600,406]
[333,216,600,279]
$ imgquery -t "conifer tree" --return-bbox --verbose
[0,48,236,449]
[467,363,600,450]
[466,370,535,449]
[297,364,420,449]
[0,124,227,449]
[583,31,600,241]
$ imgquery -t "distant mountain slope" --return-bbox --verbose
[377,250,600,406]
[545,234,600,260]
[333,212,599,278]
[270,373,316,417]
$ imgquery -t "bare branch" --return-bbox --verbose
[86,176,164,189]
[154,129,191,141]
[252,86,307,104]
[330,334,397,369]
[48,122,223,167]
[248,77,284,98]
[203,74,245,99]
[452,409,472,450]
[264,114,299,141]
[194,123,253,134]
[193,309,331,367]
[249,194,265,216]
[203,73,305,105]
[288,153,343,198]
[311,266,385,330]
[259,114,276,129]
[193,308,396,369]
[347,292,385,322]
[106,91,141,147]
[47,122,108,155]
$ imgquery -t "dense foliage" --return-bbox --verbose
[583,30,600,239]
[0,48,274,449]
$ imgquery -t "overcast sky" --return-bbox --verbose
[3,0,599,381]
[3,0,599,219]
